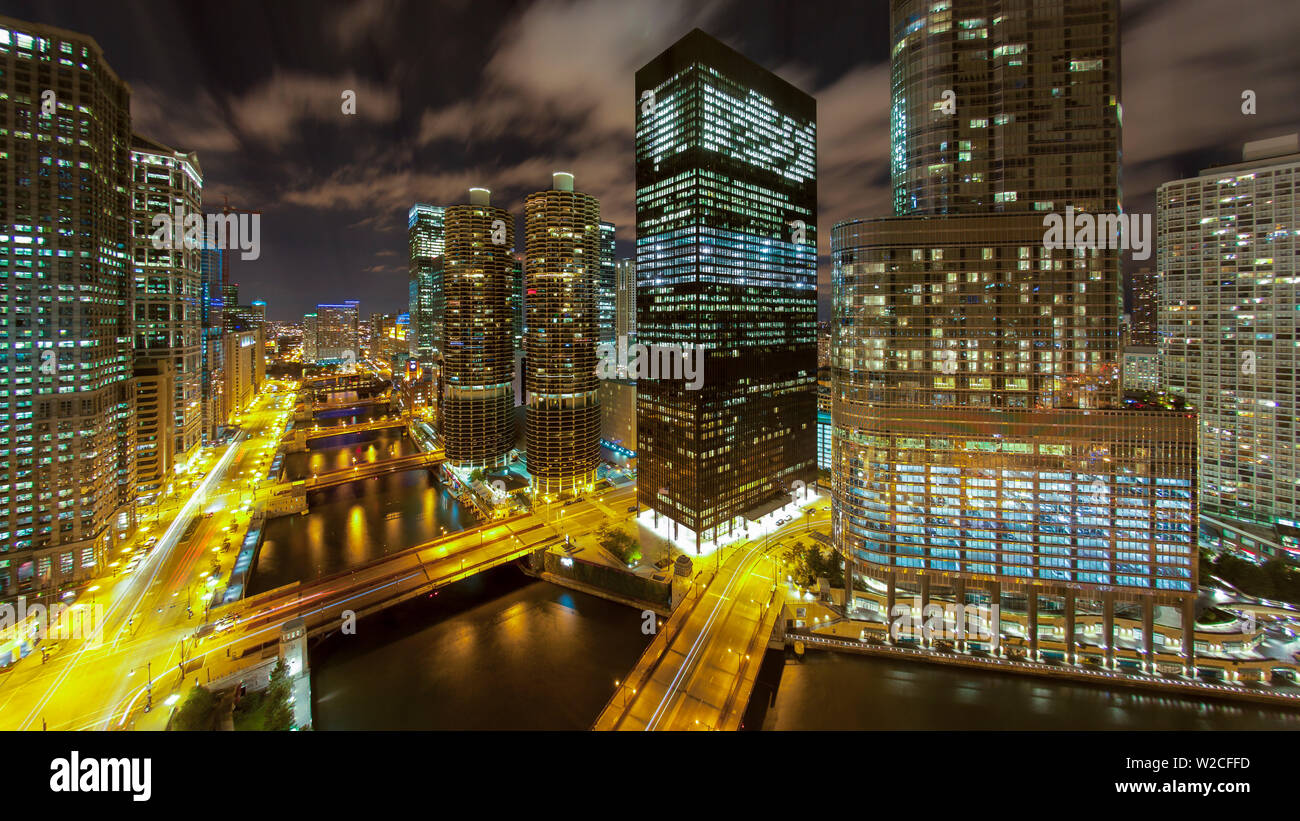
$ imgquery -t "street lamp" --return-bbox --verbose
[128,661,154,713]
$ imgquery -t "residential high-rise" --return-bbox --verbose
[130,135,203,470]
[313,302,360,364]
[223,327,265,414]
[524,173,602,497]
[0,16,137,597]
[441,188,516,467]
[635,29,818,550]
[832,0,1198,670]
[1122,345,1159,393]
[133,358,175,488]
[1130,268,1158,346]
[302,312,318,363]
[408,203,445,363]
[598,221,617,344]
[614,258,636,344]
[1160,134,1300,556]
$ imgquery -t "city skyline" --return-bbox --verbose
[2,0,1294,320]
[3,0,1300,756]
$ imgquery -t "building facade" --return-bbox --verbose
[441,189,516,467]
[1122,345,1159,393]
[524,173,602,497]
[1159,135,1300,543]
[312,301,359,364]
[223,327,265,415]
[130,135,202,468]
[0,16,137,597]
[133,358,175,488]
[408,203,445,364]
[614,257,636,344]
[198,244,225,441]
[598,221,616,345]
[635,28,818,550]
[1130,268,1158,347]
[832,0,1199,669]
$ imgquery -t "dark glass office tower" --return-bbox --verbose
[598,221,616,344]
[635,29,818,550]
[525,173,602,497]
[832,0,1198,670]
[441,188,515,467]
[408,203,445,364]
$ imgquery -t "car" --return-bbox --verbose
[822,506,831,511]
[626,505,638,513]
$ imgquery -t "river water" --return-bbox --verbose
[276,397,1300,730]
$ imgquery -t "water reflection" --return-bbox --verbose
[310,568,653,730]
[759,650,1300,730]
[284,430,417,481]
[250,467,469,594]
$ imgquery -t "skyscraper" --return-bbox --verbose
[598,221,617,344]
[614,258,636,344]
[1159,134,1300,556]
[408,203,445,363]
[198,244,225,442]
[1130,268,1158,347]
[302,312,318,363]
[524,173,602,497]
[313,301,360,364]
[832,0,1198,669]
[130,134,203,471]
[510,254,525,353]
[441,189,516,467]
[635,29,818,550]
[0,16,137,597]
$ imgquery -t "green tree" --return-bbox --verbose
[171,685,219,731]
[264,658,294,731]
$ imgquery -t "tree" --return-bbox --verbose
[264,658,295,731]
[171,685,219,731]
[655,537,676,565]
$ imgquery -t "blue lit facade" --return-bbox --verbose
[598,221,616,344]
[635,29,818,549]
[408,203,444,364]
[831,0,1198,668]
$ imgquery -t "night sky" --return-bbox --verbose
[6,0,1299,320]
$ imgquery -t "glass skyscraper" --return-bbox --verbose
[0,16,137,597]
[198,243,225,443]
[832,0,1198,670]
[130,134,203,468]
[408,203,445,364]
[524,173,602,496]
[598,220,616,344]
[635,28,818,550]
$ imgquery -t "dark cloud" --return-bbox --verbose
[7,0,1298,320]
